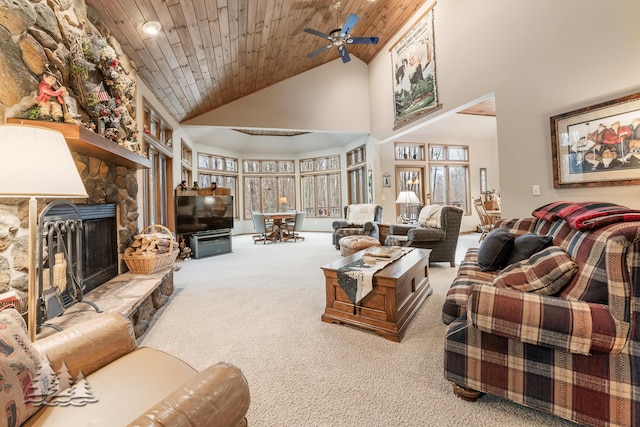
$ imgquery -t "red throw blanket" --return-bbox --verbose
[532,201,640,230]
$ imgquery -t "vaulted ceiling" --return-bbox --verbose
[85,0,429,124]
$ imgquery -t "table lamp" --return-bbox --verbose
[0,124,88,341]
[279,196,288,211]
[395,191,420,222]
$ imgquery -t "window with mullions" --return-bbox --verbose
[243,175,295,218]
[243,160,295,218]
[199,153,238,172]
[197,152,239,218]
[346,145,367,205]
[299,155,341,218]
[428,144,470,213]
[301,173,341,217]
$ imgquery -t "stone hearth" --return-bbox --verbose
[36,267,174,340]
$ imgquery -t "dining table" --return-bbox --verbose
[263,212,295,242]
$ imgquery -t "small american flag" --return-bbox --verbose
[93,83,110,102]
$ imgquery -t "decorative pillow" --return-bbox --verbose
[418,205,442,228]
[492,246,578,295]
[0,308,55,425]
[506,234,553,265]
[477,228,515,271]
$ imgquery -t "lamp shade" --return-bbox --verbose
[395,191,420,204]
[0,124,88,198]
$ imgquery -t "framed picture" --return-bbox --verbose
[383,172,391,188]
[390,2,441,130]
[550,91,640,188]
[479,168,487,194]
[367,169,373,203]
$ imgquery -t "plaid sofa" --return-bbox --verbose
[443,215,640,427]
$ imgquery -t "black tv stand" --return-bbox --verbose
[189,229,232,259]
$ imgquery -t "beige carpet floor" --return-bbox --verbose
[139,232,577,427]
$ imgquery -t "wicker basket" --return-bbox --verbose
[123,224,179,274]
[0,296,29,323]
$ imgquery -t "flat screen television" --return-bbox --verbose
[176,195,234,235]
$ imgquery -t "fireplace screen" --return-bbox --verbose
[38,201,116,326]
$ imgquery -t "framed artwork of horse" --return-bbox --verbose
[550,91,640,188]
[390,2,441,130]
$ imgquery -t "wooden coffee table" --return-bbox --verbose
[320,248,432,342]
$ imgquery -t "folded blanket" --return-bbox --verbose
[531,201,575,221]
[533,201,640,230]
[418,205,443,228]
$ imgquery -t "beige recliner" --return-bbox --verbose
[23,312,250,427]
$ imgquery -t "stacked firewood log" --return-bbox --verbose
[124,232,178,257]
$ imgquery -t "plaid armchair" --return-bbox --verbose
[332,204,382,248]
[443,205,640,427]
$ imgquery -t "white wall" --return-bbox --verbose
[183,58,371,133]
[369,0,640,218]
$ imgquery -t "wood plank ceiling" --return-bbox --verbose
[85,0,428,124]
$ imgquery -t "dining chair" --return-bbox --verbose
[285,211,306,242]
[252,212,274,244]
[473,197,498,242]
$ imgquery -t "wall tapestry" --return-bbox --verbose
[390,2,440,130]
[550,91,640,188]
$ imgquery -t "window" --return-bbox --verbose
[143,147,171,227]
[395,142,425,160]
[142,100,173,229]
[395,166,425,219]
[299,155,341,218]
[428,144,470,213]
[198,152,239,218]
[243,160,295,218]
[346,145,367,205]
[143,103,173,149]
[180,139,192,184]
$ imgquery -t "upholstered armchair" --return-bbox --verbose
[385,205,463,266]
[332,204,383,248]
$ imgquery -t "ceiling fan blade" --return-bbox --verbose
[340,13,360,38]
[346,36,379,45]
[338,45,351,63]
[304,28,332,40]
[307,45,333,59]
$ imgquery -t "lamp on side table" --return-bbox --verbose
[395,191,420,223]
[0,124,88,341]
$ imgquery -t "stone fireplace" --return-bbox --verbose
[0,144,143,299]
[0,124,173,338]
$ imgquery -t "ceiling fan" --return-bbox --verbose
[303,1,379,63]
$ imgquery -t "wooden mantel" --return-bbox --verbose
[6,118,151,169]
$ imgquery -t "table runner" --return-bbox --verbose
[336,247,414,312]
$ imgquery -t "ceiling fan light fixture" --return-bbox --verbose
[142,21,162,35]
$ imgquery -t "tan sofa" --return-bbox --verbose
[22,312,250,426]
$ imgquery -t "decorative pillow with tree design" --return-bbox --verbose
[0,308,55,425]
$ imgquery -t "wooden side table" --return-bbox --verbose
[377,223,391,245]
